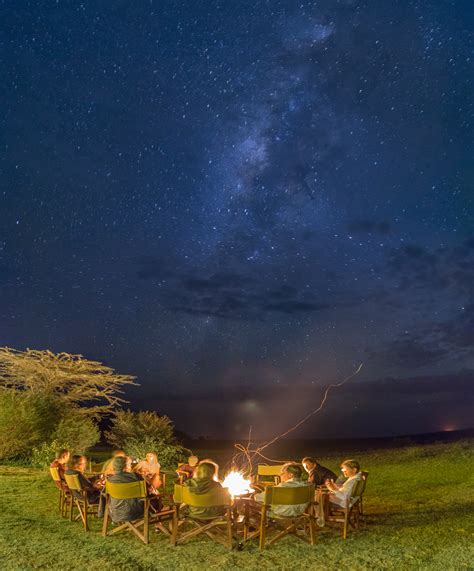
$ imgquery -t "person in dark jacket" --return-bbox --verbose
[107,456,145,522]
[302,457,337,486]
[65,455,101,503]
[183,461,225,519]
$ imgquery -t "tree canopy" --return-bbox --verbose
[0,347,137,418]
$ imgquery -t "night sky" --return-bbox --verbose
[1,1,473,439]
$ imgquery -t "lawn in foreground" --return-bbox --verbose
[0,440,473,570]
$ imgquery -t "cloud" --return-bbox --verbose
[135,260,351,319]
[366,338,447,370]
[387,238,474,294]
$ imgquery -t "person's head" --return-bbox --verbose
[145,452,158,465]
[113,456,127,474]
[340,459,360,478]
[112,450,126,458]
[302,457,317,473]
[68,455,87,472]
[280,462,302,482]
[56,448,70,464]
[188,455,199,467]
[195,461,218,481]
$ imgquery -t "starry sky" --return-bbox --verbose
[1,1,473,439]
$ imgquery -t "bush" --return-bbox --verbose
[0,389,100,463]
[0,390,62,460]
[106,410,189,469]
[52,412,100,454]
[31,440,68,469]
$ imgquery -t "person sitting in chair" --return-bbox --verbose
[50,448,70,488]
[176,455,199,482]
[325,459,362,509]
[102,449,127,477]
[135,452,162,490]
[255,462,310,518]
[65,455,101,504]
[183,461,225,519]
[106,456,146,522]
[302,456,337,486]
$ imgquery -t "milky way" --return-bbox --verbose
[1,1,472,437]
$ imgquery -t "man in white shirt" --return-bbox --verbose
[326,459,362,508]
[255,462,310,518]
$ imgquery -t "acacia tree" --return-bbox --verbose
[0,347,137,460]
[0,347,137,418]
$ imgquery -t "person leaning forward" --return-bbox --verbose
[302,456,337,486]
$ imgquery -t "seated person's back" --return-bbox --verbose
[102,450,127,477]
[107,456,144,522]
[255,462,310,518]
[183,461,225,519]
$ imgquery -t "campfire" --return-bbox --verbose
[222,470,253,498]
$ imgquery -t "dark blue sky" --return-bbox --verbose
[1,0,472,438]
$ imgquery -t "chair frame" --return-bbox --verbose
[326,471,369,539]
[255,464,286,488]
[171,484,234,549]
[49,466,71,518]
[102,480,175,545]
[245,484,316,550]
[64,473,99,531]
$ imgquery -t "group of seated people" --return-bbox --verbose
[176,456,362,519]
[51,448,362,523]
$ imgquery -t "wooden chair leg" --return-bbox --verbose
[226,508,233,549]
[102,497,110,536]
[343,510,348,540]
[308,516,315,545]
[144,500,149,544]
[170,507,178,546]
[84,499,89,531]
[243,501,249,541]
[259,508,267,550]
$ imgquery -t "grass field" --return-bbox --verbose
[1,439,473,570]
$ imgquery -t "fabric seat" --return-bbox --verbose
[171,484,234,549]
[102,480,175,544]
[49,466,71,518]
[244,484,316,550]
[255,464,286,489]
[64,473,99,531]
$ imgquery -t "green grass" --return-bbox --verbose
[1,440,473,570]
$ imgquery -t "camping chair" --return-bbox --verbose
[255,464,286,489]
[171,484,234,549]
[102,480,175,544]
[64,473,99,531]
[49,466,70,517]
[326,471,369,539]
[245,484,316,550]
